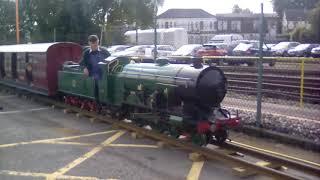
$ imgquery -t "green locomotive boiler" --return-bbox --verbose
[58,57,240,145]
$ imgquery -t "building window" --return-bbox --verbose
[231,21,240,32]
[165,22,168,28]
[218,21,223,31]
[223,21,228,30]
[189,36,194,44]
[210,22,213,30]
[191,22,194,31]
[200,21,204,30]
[174,22,177,27]
[195,22,199,30]
[170,22,173,28]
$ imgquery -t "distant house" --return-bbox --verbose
[157,9,217,44]
[282,9,310,33]
[215,13,278,42]
[157,9,279,44]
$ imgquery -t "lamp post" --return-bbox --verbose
[15,0,20,44]
[256,3,264,128]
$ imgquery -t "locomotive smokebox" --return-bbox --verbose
[175,65,227,107]
[196,66,227,107]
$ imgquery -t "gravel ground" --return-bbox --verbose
[226,91,320,109]
[225,92,320,144]
[228,106,320,144]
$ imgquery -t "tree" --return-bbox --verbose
[272,0,320,33]
[309,2,320,42]
[232,4,253,14]
[2,0,165,45]
[0,0,16,45]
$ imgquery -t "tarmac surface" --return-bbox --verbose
[0,93,274,180]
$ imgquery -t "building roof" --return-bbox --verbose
[0,42,78,53]
[216,13,277,19]
[284,9,308,21]
[157,9,215,19]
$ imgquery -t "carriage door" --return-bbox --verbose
[16,53,27,81]
[4,53,12,78]
[11,53,18,79]
[0,53,5,78]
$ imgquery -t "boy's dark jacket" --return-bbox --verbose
[80,47,111,76]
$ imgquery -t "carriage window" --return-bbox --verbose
[0,53,5,78]
[11,53,18,79]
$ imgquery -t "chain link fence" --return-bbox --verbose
[199,56,320,143]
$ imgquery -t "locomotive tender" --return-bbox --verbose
[0,43,239,145]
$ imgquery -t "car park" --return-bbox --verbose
[270,42,300,56]
[287,44,319,57]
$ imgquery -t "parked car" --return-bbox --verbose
[233,41,272,56]
[270,42,300,56]
[196,44,228,57]
[264,44,276,50]
[112,45,175,61]
[112,45,151,57]
[288,44,320,57]
[171,44,202,57]
[107,45,131,54]
[311,46,320,58]
[231,41,275,66]
[146,45,176,57]
[208,34,243,45]
[225,40,251,55]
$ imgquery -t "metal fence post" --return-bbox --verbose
[153,0,158,61]
[256,3,264,127]
[299,58,305,108]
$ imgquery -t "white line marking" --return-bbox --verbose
[0,107,50,115]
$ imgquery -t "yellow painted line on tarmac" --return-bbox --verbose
[186,161,205,180]
[0,130,116,148]
[47,130,126,179]
[223,105,319,122]
[39,141,93,146]
[231,141,320,167]
[108,144,159,148]
[0,95,16,99]
[0,107,50,115]
[0,170,117,180]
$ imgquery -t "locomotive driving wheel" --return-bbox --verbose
[214,129,228,144]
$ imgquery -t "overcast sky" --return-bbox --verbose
[158,0,274,15]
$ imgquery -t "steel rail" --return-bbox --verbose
[223,142,320,177]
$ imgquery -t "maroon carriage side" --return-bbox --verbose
[0,42,82,96]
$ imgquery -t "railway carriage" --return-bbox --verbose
[0,43,82,96]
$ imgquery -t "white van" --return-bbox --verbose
[208,34,243,45]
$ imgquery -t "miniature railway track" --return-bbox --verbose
[1,85,319,180]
